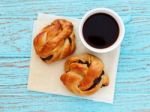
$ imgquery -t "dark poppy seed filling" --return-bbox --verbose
[78,60,91,67]
[41,55,53,61]
[85,70,104,91]
[68,37,72,44]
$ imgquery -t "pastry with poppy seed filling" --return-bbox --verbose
[33,19,76,63]
[60,53,109,96]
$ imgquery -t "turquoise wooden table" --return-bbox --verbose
[0,0,150,112]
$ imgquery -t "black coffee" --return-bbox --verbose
[83,13,119,49]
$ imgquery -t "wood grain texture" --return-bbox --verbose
[0,57,150,95]
[0,0,150,112]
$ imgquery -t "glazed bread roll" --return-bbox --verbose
[60,53,109,96]
[34,19,76,63]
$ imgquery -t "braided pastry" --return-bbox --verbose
[34,19,76,63]
[60,54,109,96]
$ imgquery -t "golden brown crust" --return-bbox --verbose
[60,53,109,96]
[33,19,76,63]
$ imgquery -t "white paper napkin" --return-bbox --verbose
[28,13,120,104]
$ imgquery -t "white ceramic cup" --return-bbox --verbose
[79,8,125,53]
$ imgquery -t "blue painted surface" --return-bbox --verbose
[0,0,150,112]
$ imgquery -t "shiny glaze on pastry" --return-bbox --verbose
[60,54,109,96]
[34,19,76,63]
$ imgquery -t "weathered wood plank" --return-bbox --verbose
[0,0,150,16]
[0,0,149,57]
[0,94,150,112]
[0,0,131,17]
[0,57,149,95]
[0,15,150,57]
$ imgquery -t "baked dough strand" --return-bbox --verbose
[34,19,76,63]
[60,54,109,96]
